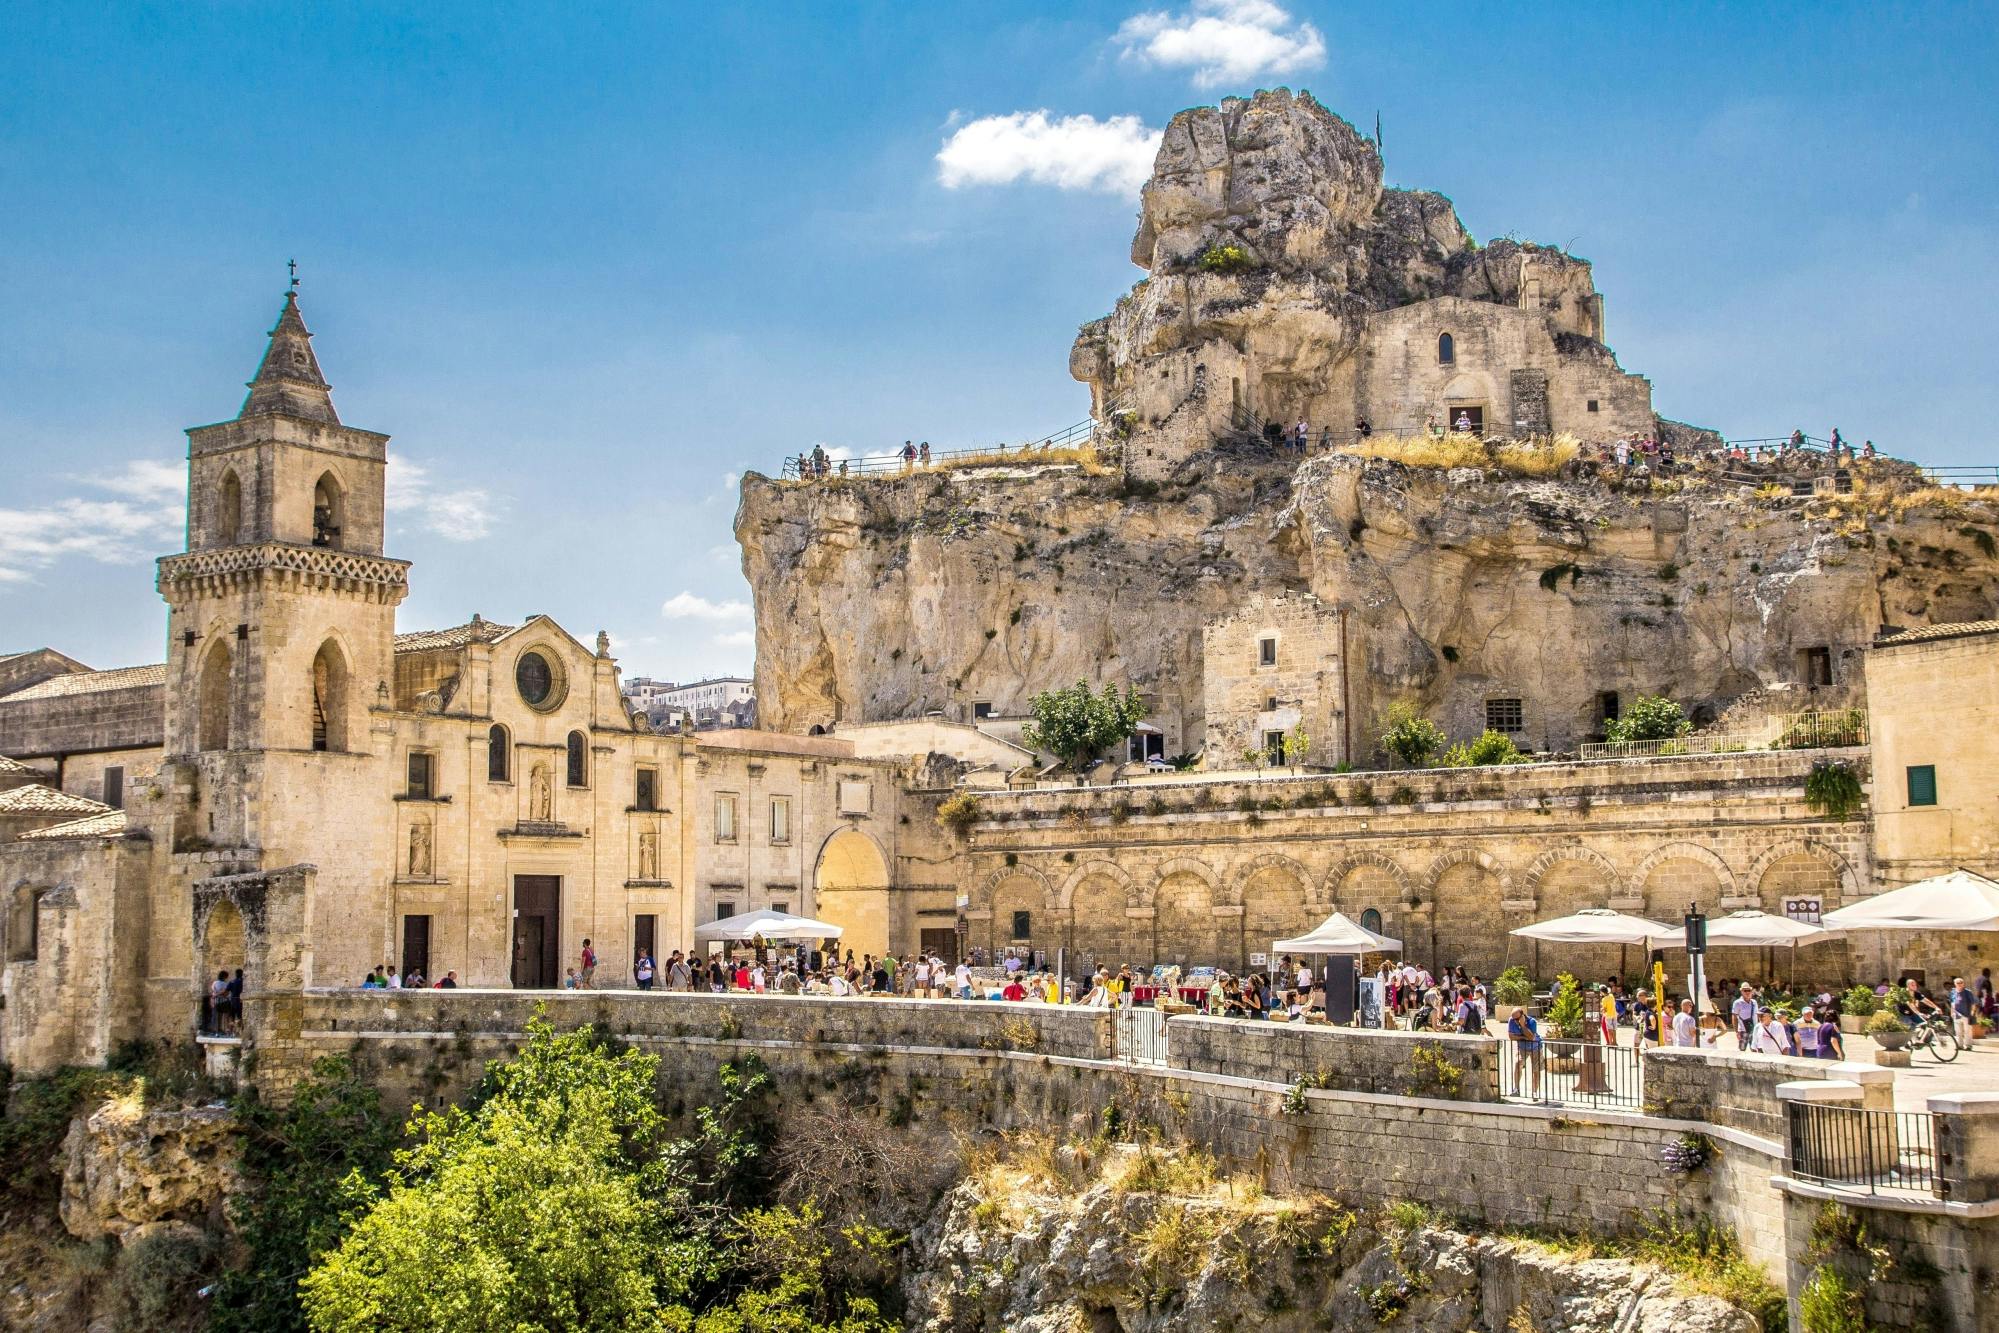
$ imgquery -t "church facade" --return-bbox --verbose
[0,292,940,1073]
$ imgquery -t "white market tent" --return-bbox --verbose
[694,908,845,942]
[1647,909,1841,949]
[1510,908,1671,945]
[1273,911,1402,955]
[1822,869,1999,933]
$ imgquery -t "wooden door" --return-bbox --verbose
[400,914,431,982]
[512,875,561,988]
[920,927,959,966]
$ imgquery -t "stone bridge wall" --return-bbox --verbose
[1165,1014,1500,1100]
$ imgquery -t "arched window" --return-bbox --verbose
[565,730,587,787]
[1437,333,1455,365]
[312,473,344,549]
[488,724,511,782]
[1360,907,1383,934]
[311,639,350,752]
[197,639,233,752]
[217,470,242,545]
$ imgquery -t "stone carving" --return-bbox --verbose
[529,764,552,822]
[408,821,432,878]
[638,831,658,881]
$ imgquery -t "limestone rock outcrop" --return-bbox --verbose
[905,1174,1757,1332]
[739,454,1999,754]
[59,1098,240,1242]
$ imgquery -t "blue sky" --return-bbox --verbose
[2,2,1994,681]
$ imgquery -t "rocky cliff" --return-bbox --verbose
[739,452,1999,753]
[905,1152,1760,1332]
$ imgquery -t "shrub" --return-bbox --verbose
[1197,243,1252,274]
[1545,974,1585,1038]
[1839,984,1880,1018]
[1865,1009,1907,1036]
[1493,967,1532,1008]
[1604,695,1691,744]
[110,1227,217,1330]
[1798,1264,1868,1332]
[935,790,984,835]
[1438,730,1525,767]
[1804,760,1865,820]
[1378,702,1445,768]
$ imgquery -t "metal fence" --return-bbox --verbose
[1579,708,1868,761]
[1499,1036,1644,1109]
[1115,1005,1169,1067]
[1788,1102,1939,1195]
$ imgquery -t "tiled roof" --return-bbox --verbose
[395,620,516,653]
[0,663,166,701]
[0,784,110,816]
[1874,621,1999,648]
[0,754,33,776]
[17,809,129,840]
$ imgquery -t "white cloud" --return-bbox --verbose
[721,471,739,492]
[0,457,186,586]
[937,111,1162,194]
[385,454,497,542]
[713,629,756,648]
[1114,0,1326,89]
[661,591,751,621]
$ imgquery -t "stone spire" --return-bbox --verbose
[240,290,339,424]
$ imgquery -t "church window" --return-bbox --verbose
[218,470,242,545]
[1438,333,1455,365]
[406,751,434,800]
[515,651,557,709]
[487,724,511,782]
[311,640,350,752]
[715,794,738,842]
[197,640,233,752]
[1485,697,1524,734]
[566,730,588,787]
[311,473,344,549]
[770,796,790,843]
[1360,908,1383,934]
[635,766,658,811]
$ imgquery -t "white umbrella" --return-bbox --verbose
[1822,869,1999,932]
[1274,911,1402,955]
[1649,909,1841,949]
[694,908,845,942]
[1511,908,1672,945]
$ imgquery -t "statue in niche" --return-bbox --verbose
[529,763,552,821]
[638,832,658,881]
[408,821,432,878]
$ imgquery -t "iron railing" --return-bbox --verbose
[1580,733,1765,761]
[1115,1005,1169,1067]
[782,420,1100,479]
[1919,466,1999,489]
[1789,1102,1939,1195]
[1499,1036,1644,1109]
[1580,708,1868,761]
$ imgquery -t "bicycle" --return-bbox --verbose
[1907,1013,1961,1063]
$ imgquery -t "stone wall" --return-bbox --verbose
[1165,1014,1498,1100]
[0,680,164,765]
[1643,1046,1891,1139]
[962,748,1874,981]
[1201,590,1348,768]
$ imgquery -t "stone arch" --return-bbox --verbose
[487,723,512,782]
[981,865,1052,959]
[1152,860,1220,971]
[1238,853,1315,975]
[198,897,247,999]
[1438,331,1455,365]
[1746,839,1859,907]
[1321,852,1412,908]
[1424,848,1512,976]
[813,828,892,959]
[217,468,242,545]
[310,637,351,752]
[196,637,233,752]
[1634,841,1737,913]
[1523,845,1622,900]
[1322,853,1413,948]
[1062,862,1135,977]
[1140,856,1218,909]
[312,470,346,548]
[1057,859,1133,912]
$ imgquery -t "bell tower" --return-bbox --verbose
[159,289,408,772]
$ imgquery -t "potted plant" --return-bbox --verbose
[1493,967,1532,1022]
[1838,984,1880,1034]
[1866,1008,1910,1051]
[1544,974,1584,1072]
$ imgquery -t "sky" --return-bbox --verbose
[2,2,1994,681]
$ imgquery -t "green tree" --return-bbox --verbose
[1604,695,1692,744]
[1280,727,1311,770]
[1378,703,1445,768]
[1545,974,1585,1038]
[1437,730,1526,767]
[1021,681,1148,772]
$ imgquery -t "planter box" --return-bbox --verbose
[1839,1015,1867,1034]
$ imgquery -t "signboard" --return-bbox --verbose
[1248,951,1267,967]
[1784,897,1823,925]
[1357,977,1383,1029]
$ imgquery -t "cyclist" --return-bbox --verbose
[1896,978,1944,1026]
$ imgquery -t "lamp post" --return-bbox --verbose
[1685,902,1709,1022]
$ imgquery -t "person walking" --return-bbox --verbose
[1951,977,1978,1046]
[669,951,692,991]
[901,440,917,472]
[578,939,597,989]
[919,441,931,467]
[1731,984,1758,1048]
[1672,998,1698,1047]
[1750,1007,1791,1055]
[1293,419,1309,451]
[635,950,655,991]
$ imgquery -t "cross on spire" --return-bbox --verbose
[288,258,299,290]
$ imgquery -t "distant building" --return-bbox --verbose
[622,676,756,731]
